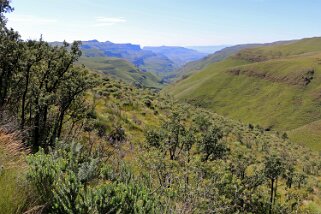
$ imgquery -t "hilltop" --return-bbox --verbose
[166,37,321,150]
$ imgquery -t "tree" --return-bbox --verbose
[0,0,13,23]
[264,154,285,213]
[21,41,99,151]
[199,126,228,161]
[229,150,253,180]
[163,111,186,160]
[51,67,98,143]
[0,32,98,151]
[193,113,212,132]
[0,27,23,108]
[145,129,164,149]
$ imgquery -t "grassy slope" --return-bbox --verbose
[174,43,283,80]
[78,56,163,88]
[1,77,321,212]
[288,119,321,151]
[166,37,321,150]
[92,79,321,212]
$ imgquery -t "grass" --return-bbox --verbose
[92,78,168,146]
[288,119,321,151]
[0,132,34,213]
[166,37,321,151]
[0,164,30,213]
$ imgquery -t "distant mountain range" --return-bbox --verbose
[79,40,208,76]
[56,40,210,87]
[80,40,176,76]
[186,45,229,54]
[143,46,207,67]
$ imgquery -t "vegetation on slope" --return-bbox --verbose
[167,37,321,150]
[3,73,321,213]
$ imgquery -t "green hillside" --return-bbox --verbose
[175,41,295,80]
[78,56,163,88]
[3,76,321,213]
[166,37,321,150]
[174,44,267,80]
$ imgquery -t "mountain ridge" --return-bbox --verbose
[175,40,296,80]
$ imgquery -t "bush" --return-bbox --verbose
[27,141,160,213]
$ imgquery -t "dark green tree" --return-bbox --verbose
[199,126,228,161]
[264,154,285,214]
[162,111,188,160]
[0,0,13,23]
[0,27,23,108]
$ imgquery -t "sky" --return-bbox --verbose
[5,0,321,46]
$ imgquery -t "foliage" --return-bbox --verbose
[0,20,99,151]
[0,0,13,23]
[27,142,160,213]
[198,126,228,161]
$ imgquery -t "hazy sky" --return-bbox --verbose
[5,0,321,46]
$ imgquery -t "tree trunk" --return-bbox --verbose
[21,65,31,129]
[270,178,274,214]
[274,178,278,207]
[32,112,40,153]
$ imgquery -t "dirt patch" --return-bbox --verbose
[228,67,314,87]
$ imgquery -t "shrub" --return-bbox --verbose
[27,141,160,213]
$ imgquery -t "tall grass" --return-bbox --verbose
[0,166,31,213]
[0,131,36,213]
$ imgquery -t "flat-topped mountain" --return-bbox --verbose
[80,40,177,75]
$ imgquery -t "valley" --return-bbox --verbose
[1,0,321,213]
